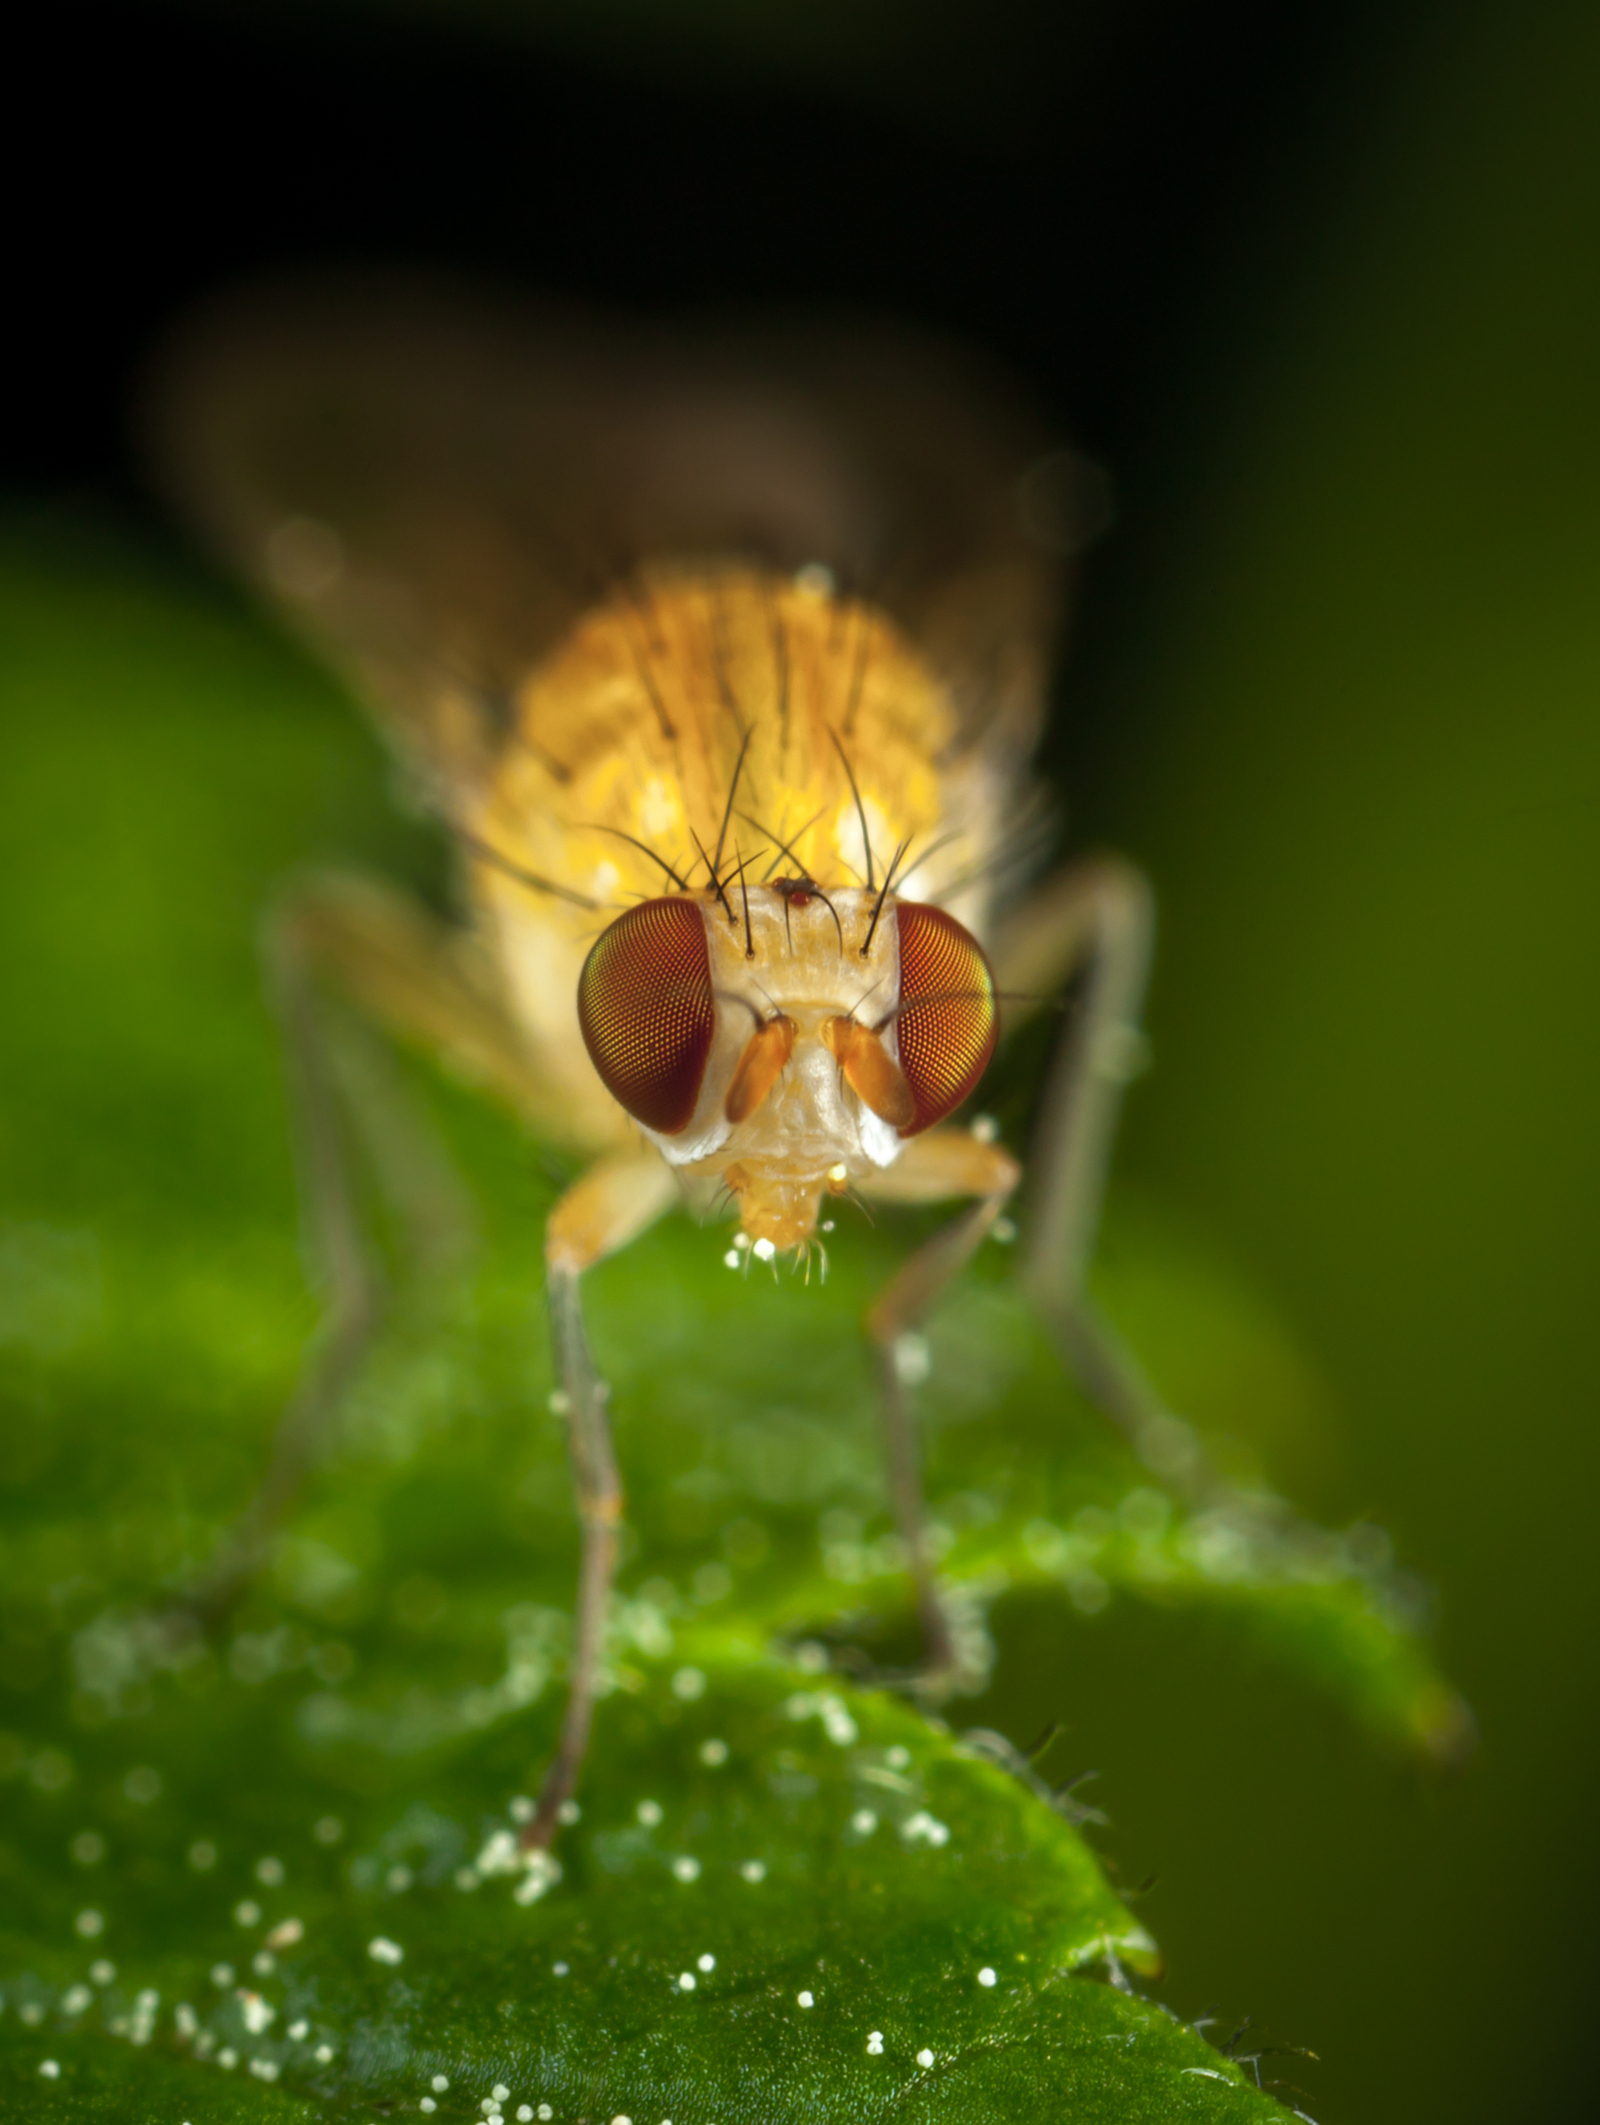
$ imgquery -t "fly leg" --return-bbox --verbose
[205,867,678,1842]
[526,1150,679,1849]
[856,1128,1021,1688]
[992,856,1185,1483]
[183,869,578,1623]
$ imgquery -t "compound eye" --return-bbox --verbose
[892,901,998,1135]
[578,897,716,1135]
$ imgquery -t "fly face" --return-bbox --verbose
[574,881,999,1251]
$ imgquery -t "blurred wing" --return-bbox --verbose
[144,273,1078,810]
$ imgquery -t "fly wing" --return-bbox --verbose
[144,273,1079,815]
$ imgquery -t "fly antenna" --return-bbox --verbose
[859,835,912,957]
[828,728,875,891]
[712,727,754,879]
[451,825,601,910]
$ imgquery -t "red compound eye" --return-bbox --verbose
[892,901,998,1136]
[578,897,716,1135]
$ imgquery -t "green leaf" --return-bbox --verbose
[0,1648,1304,2122]
[0,517,1458,2115]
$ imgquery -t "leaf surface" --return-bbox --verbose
[0,525,1451,2116]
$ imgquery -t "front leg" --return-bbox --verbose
[857,1127,1021,1686]
[525,1149,679,1849]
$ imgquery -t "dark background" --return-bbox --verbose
[6,3,1599,2120]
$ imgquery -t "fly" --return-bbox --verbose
[149,279,1158,1854]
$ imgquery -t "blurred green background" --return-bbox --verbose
[5,1,1598,2119]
